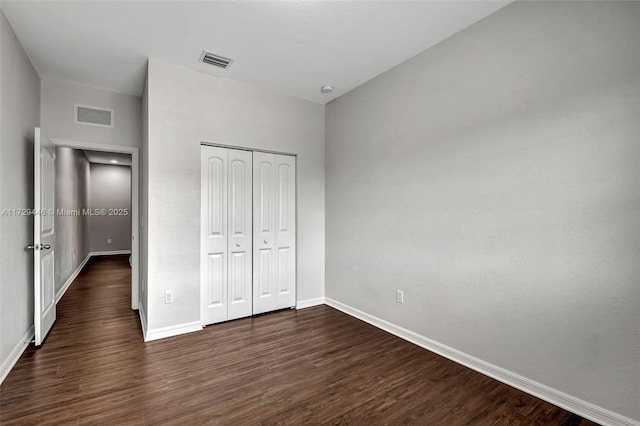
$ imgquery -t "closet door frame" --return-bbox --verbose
[200,142,297,326]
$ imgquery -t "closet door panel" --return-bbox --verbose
[201,146,228,325]
[227,149,253,320]
[253,153,277,314]
[253,152,296,314]
[206,254,225,307]
[257,248,274,297]
[274,156,296,308]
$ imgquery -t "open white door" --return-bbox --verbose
[32,127,56,346]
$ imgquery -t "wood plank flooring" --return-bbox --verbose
[1,255,598,425]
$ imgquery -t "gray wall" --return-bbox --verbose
[326,1,639,421]
[54,147,90,294]
[89,163,131,253]
[0,10,40,373]
[41,78,141,148]
[145,59,325,331]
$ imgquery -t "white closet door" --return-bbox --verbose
[253,152,296,314]
[227,149,253,320]
[201,146,228,325]
[201,146,253,325]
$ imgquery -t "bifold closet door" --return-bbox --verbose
[253,152,296,315]
[201,146,253,326]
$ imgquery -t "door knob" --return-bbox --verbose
[263,240,268,244]
[236,243,241,247]
[26,244,51,250]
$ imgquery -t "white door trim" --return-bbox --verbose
[50,138,140,311]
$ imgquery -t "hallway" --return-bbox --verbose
[1,255,141,424]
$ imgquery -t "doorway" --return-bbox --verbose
[52,138,140,311]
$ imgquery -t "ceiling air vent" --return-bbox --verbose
[200,50,233,69]
[74,104,113,128]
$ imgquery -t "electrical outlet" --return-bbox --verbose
[396,290,404,304]
[165,290,174,304]
[107,238,112,245]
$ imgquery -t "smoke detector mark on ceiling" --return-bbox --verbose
[200,50,233,69]
[75,104,113,128]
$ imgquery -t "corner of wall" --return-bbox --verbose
[138,300,147,341]
[0,11,4,367]
[143,321,202,343]
[139,59,149,320]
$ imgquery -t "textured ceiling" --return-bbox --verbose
[1,1,511,104]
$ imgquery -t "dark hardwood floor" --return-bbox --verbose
[1,255,597,425]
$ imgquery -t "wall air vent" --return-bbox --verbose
[200,51,233,69]
[74,104,113,128]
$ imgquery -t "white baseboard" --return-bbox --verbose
[90,250,131,256]
[324,298,638,426]
[144,320,202,342]
[296,297,325,309]
[138,302,148,341]
[0,325,34,385]
[55,253,91,303]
